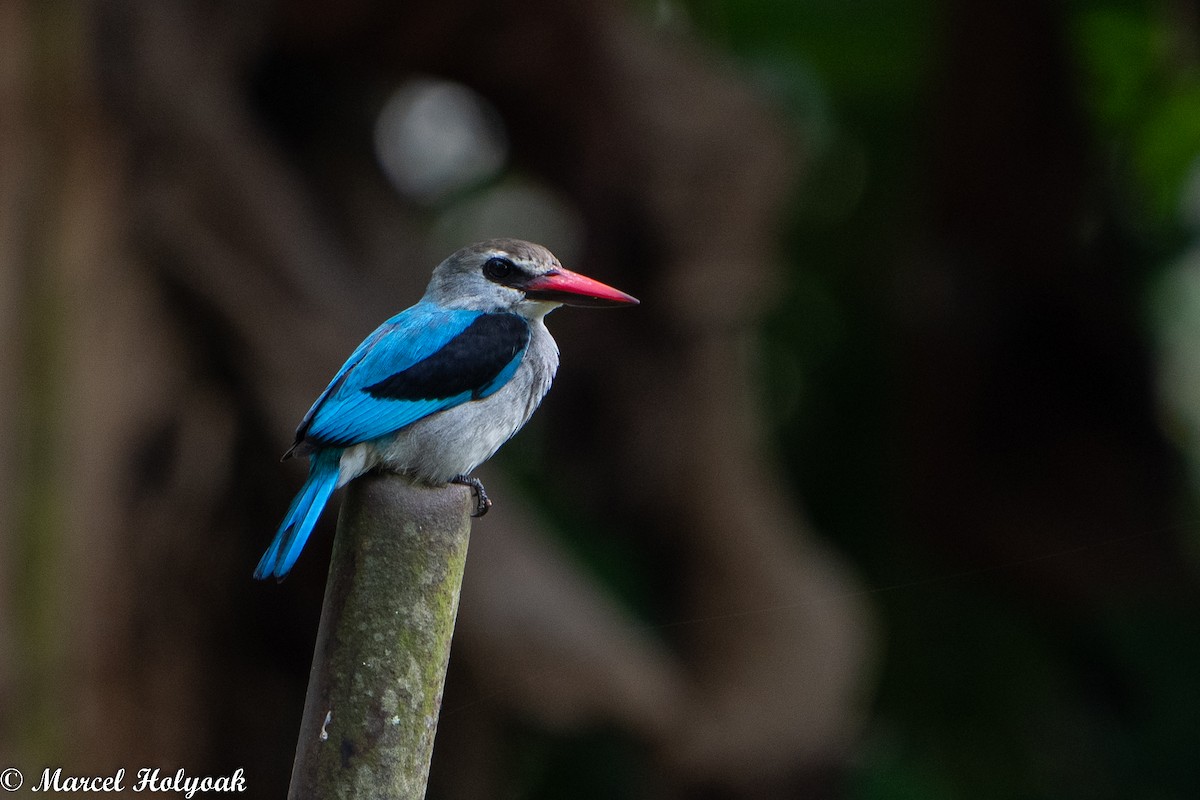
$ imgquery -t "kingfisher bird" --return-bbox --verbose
[253,239,638,580]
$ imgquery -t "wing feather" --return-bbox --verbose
[294,306,530,450]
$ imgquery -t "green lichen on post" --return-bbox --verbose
[288,472,473,800]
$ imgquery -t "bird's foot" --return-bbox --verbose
[450,474,492,517]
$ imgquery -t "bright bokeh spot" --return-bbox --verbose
[374,78,509,204]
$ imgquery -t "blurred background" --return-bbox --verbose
[4,0,1200,798]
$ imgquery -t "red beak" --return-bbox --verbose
[522,267,639,308]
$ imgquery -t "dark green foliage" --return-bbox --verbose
[632,1,1200,799]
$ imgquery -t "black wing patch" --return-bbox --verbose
[365,313,530,401]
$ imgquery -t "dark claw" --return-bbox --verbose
[450,474,492,517]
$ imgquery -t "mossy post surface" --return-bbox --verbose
[288,473,473,800]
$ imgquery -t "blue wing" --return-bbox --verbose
[294,305,531,449]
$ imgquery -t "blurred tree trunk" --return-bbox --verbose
[904,0,1190,602]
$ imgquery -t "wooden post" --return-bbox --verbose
[288,472,473,799]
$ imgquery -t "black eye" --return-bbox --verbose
[483,257,515,281]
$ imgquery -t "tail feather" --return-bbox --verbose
[254,449,342,580]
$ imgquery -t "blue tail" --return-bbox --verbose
[254,449,342,581]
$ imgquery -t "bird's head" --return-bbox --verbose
[423,239,639,318]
